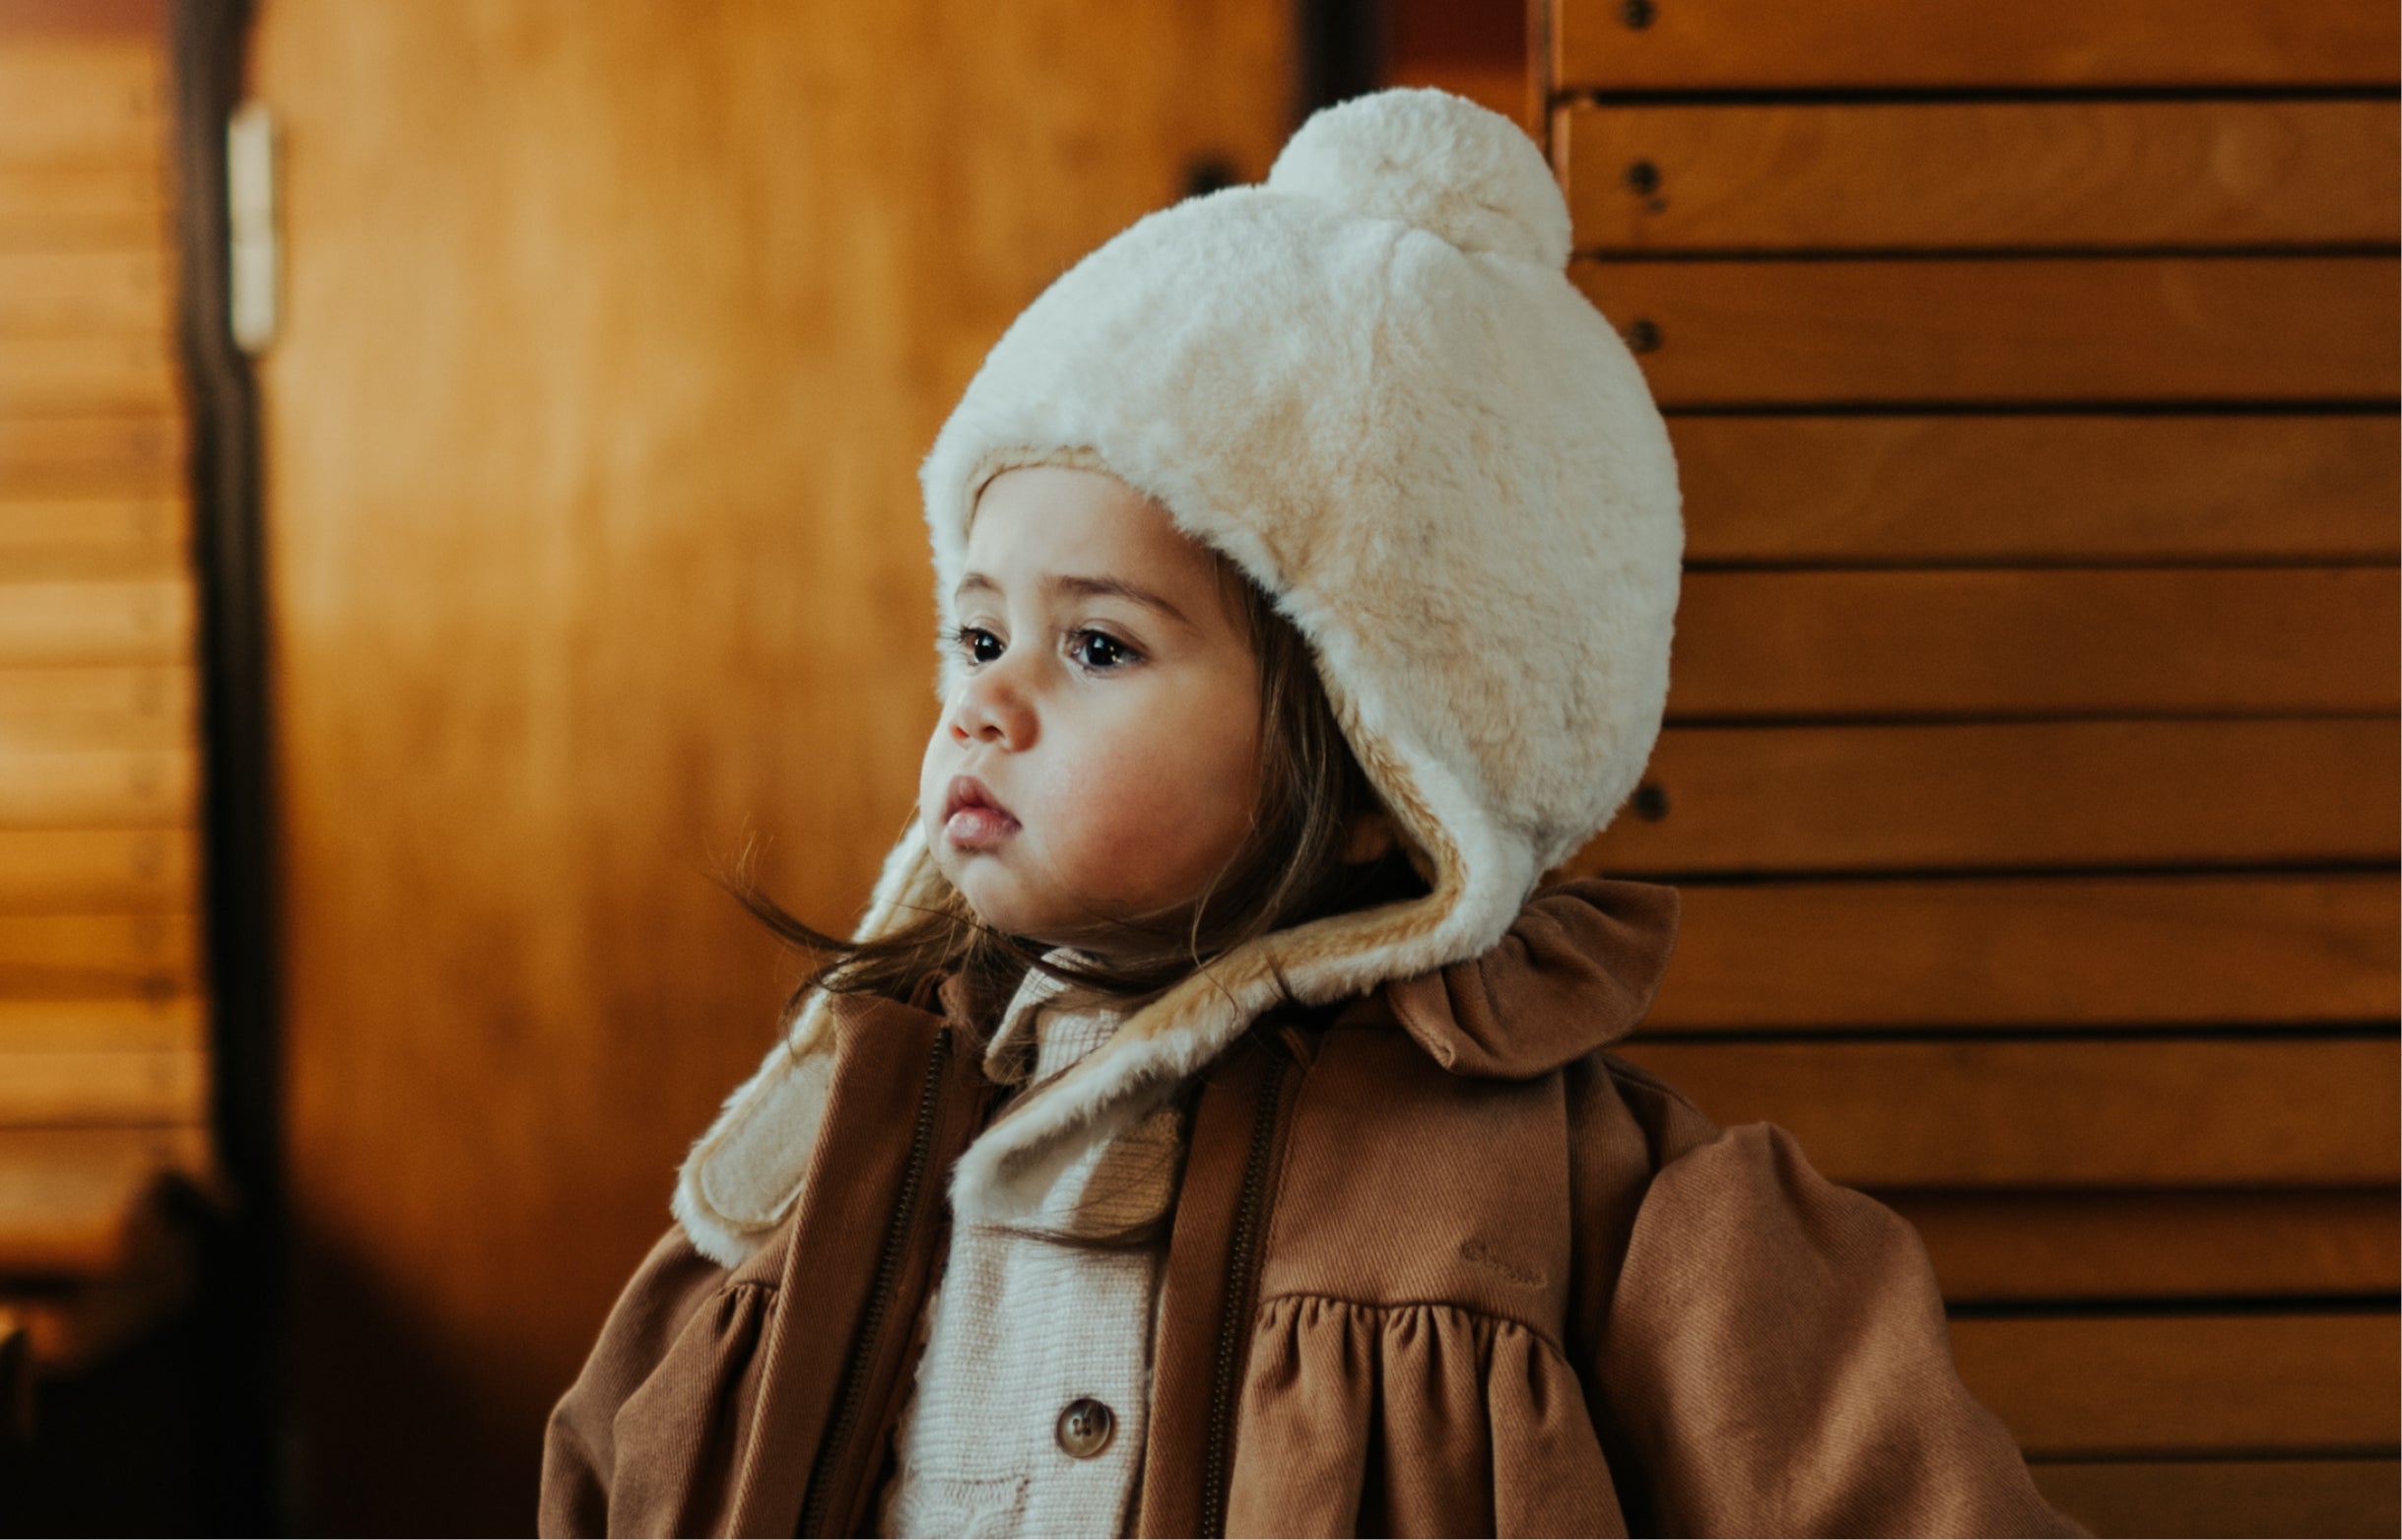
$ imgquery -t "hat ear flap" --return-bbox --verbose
[672,821,945,1266]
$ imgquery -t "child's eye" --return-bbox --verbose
[1068,629,1140,672]
[950,625,1004,665]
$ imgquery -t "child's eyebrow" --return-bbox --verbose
[955,570,1193,630]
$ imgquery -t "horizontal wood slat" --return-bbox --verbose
[1640,874,2400,1030]
[1561,100,2401,253]
[0,994,200,1052]
[0,162,164,249]
[2031,1456,2400,1540]
[0,41,161,165]
[0,337,176,413]
[0,1125,209,1277]
[0,579,191,664]
[0,415,184,494]
[0,664,192,752]
[1614,1038,2400,1186]
[0,829,192,910]
[0,1047,205,1125]
[1954,1311,2400,1455]
[1573,257,2401,405]
[1554,0,2402,91]
[1674,415,2401,565]
[0,499,188,577]
[0,749,195,826]
[0,912,194,992]
[1578,717,2399,874]
[1672,567,2397,717]
[0,249,167,334]
[1886,1189,2400,1303]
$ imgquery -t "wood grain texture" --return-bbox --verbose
[0,911,192,993]
[1671,567,2398,717]
[0,665,192,752]
[0,1124,209,1277]
[0,37,161,165]
[0,993,199,1050]
[0,829,188,911]
[0,414,185,495]
[247,1,1295,1529]
[0,161,165,249]
[0,337,176,413]
[0,500,188,578]
[1576,256,2401,405]
[1562,100,2401,252]
[1577,717,2400,874]
[1641,874,2400,1031]
[1954,1311,2401,1455]
[1885,1189,2400,1302]
[0,581,191,664]
[2032,1457,2401,1540]
[0,249,167,335]
[1614,1038,2400,1185]
[1672,415,2401,565]
[1554,0,2402,91]
[0,1046,203,1125]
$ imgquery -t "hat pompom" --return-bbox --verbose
[1265,87,1572,269]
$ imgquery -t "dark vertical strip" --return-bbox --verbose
[1298,0,1382,114]
[167,0,282,1530]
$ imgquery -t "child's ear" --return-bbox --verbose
[1343,808,1397,865]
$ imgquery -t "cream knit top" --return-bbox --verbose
[874,954,1192,1539]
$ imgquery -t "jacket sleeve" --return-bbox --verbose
[539,1223,756,1537]
[1590,1108,2089,1538]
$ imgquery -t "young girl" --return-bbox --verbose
[540,89,2084,1539]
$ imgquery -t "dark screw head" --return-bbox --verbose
[1621,0,1656,29]
[1624,318,1662,354]
[1631,782,1671,821]
[1623,160,1660,196]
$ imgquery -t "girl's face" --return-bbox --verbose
[918,465,1264,959]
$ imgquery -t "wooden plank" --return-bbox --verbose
[1613,1038,2400,1186]
[0,912,195,992]
[0,993,200,1052]
[1641,874,2400,1031]
[1884,1189,2400,1302]
[0,829,192,910]
[1578,717,2399,874]
[0,1047,205,1124]
[0,38,162,164]
[1563,100,2401,253]
[0,663,192,752]
[0,249,167,334]
[1674,416,2402,566]
[1554,0,2402,91]
[0,498,188,577]
[0,579,191,664]
[1674,567,2397,718]
[2031,1457,2400,1540]
[0,1125,207,1278]
[0,748,194,826]
[1953,1311,2400,1456]
[0,162,164,249]
[0,415,183,494]
[1574,257,2400,405]
[0,337,175,413]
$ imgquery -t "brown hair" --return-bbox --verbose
[723,553,1429,1046]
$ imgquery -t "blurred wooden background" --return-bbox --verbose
[0,0,2393,1535]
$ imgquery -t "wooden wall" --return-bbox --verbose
[0,0,214,1362]
[1543,2,2402,1536]
[243,2,1293,1530]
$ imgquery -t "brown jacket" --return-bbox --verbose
[540,878,2083,1537]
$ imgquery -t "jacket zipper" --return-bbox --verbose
[796,1026,953,1538]
[1196,1037,1290,1540]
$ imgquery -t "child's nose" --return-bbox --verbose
[948,667,1035,749]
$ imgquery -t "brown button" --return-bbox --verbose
[1055,1396,1115,1458]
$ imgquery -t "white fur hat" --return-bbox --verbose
[676,87,1682,1263]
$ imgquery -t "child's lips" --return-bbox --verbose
[944,805,1019,849]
